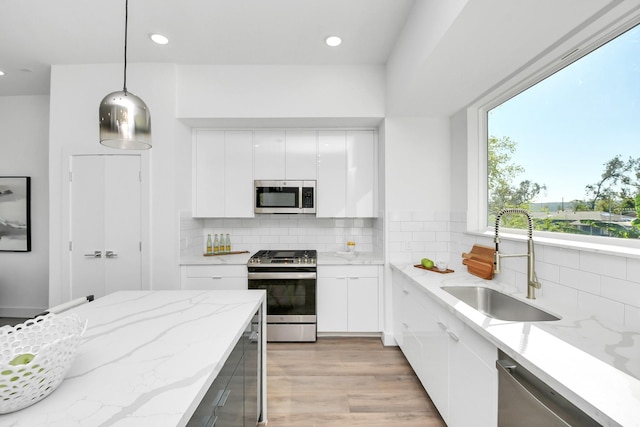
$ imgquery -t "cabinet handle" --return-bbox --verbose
[402,322,409,328]
[349,277,359,280]
[217,389,231,407]
[210,415,218,427]
[84,251,102,258]
[402,289,409,295]
[210,276,223,280]
[447,331,460,342]
[212,390,225,407]
[437,321,447,330]
[249,331,260,342]
[337,277,347,280]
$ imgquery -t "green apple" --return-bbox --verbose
[421,258,434,269]
[8,353,35,366]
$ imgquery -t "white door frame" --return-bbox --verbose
[52,146,151,307]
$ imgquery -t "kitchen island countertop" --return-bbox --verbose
[0,290,266,427]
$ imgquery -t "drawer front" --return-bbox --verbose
[318,265,379,278]
[186,265,248,278]
[183,277,248,291]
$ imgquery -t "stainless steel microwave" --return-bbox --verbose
[254,180,316,214]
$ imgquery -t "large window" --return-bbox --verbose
[487,23,640,240]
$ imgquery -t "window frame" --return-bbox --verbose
[466,11,640,256]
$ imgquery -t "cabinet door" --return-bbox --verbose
[317,276,348,332]
[346,131,376,217]
[419,294,450,422]
[254,130,286,180]
[285,131,317,179]
[448,323,498,427]
[224,131,254,217]
[193,130,225,217]
[347,276,379,332]
[399,280,425,379]
[317,131,346,217]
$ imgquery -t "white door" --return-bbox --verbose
[70,155,141,299]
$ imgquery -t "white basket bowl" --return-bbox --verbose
[0,313,87,414]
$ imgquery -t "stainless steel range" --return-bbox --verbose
[247,250,317,342]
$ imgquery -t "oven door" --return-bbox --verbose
[247,272,316,323]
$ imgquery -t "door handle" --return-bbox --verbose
[84,251,102,258]
[105,251,118,258]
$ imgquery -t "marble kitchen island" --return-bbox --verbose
[0,290,266,427]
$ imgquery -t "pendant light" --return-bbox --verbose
[99,0,152,149]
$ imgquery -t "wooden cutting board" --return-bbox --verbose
[203,251,250,257]
[462,257,494,280]
[462,244,495,263]
[461,244,495,279]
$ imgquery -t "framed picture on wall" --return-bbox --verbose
[0,177,31,252]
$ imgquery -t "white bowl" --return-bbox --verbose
[0,313,87,414]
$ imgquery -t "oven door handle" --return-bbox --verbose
[248,272,317,280]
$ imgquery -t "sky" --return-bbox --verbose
[488,24,640,204]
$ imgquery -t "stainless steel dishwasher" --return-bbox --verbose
[496,350,601,426]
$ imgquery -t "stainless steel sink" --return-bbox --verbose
[441,286,560,321]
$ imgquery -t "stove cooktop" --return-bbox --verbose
[247,249,317,266]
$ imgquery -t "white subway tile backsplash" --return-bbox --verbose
[579,251,626,279]
[536,261,560,283]
[538,281,579,312]
[601,276,640,308]
[626,258,640,281]
[559,267,601,295]
[400,221,424,232]
[182,212,381,255]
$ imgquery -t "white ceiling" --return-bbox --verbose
[0,0,415,97]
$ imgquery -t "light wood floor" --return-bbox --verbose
[266,337,446,427]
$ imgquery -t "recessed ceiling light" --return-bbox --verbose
[0,70,5,76]
[149,33,169,45]
[325,36,342,47]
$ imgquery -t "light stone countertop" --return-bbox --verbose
[179,251,384,266]
[391,262,640,427]
[0,290,266,427]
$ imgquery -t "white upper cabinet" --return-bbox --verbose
[318,130,377,218]
[192,130,254,218]
[317,131,347,217]
[254,130,317,180]
[253,130,286,180]
[285,131,317,180]
[193,128,375,218]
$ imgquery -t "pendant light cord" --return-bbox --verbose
[123,0,129,94]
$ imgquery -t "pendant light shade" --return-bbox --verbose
[99,0,152,149]
[99,90,151,149]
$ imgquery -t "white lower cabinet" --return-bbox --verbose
[317,266,380,333]
[181,265,248,290]
[393,270,497,427]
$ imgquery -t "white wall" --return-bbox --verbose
[383,116,451,263]
[0,96,50,316]
[46,63,387,307]
[177,65,385,121]
[48,63,186,306]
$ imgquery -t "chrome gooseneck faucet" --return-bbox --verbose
[494,208,541,299]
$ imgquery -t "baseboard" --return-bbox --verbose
[316,332,381,338]
[381,330,398,347]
